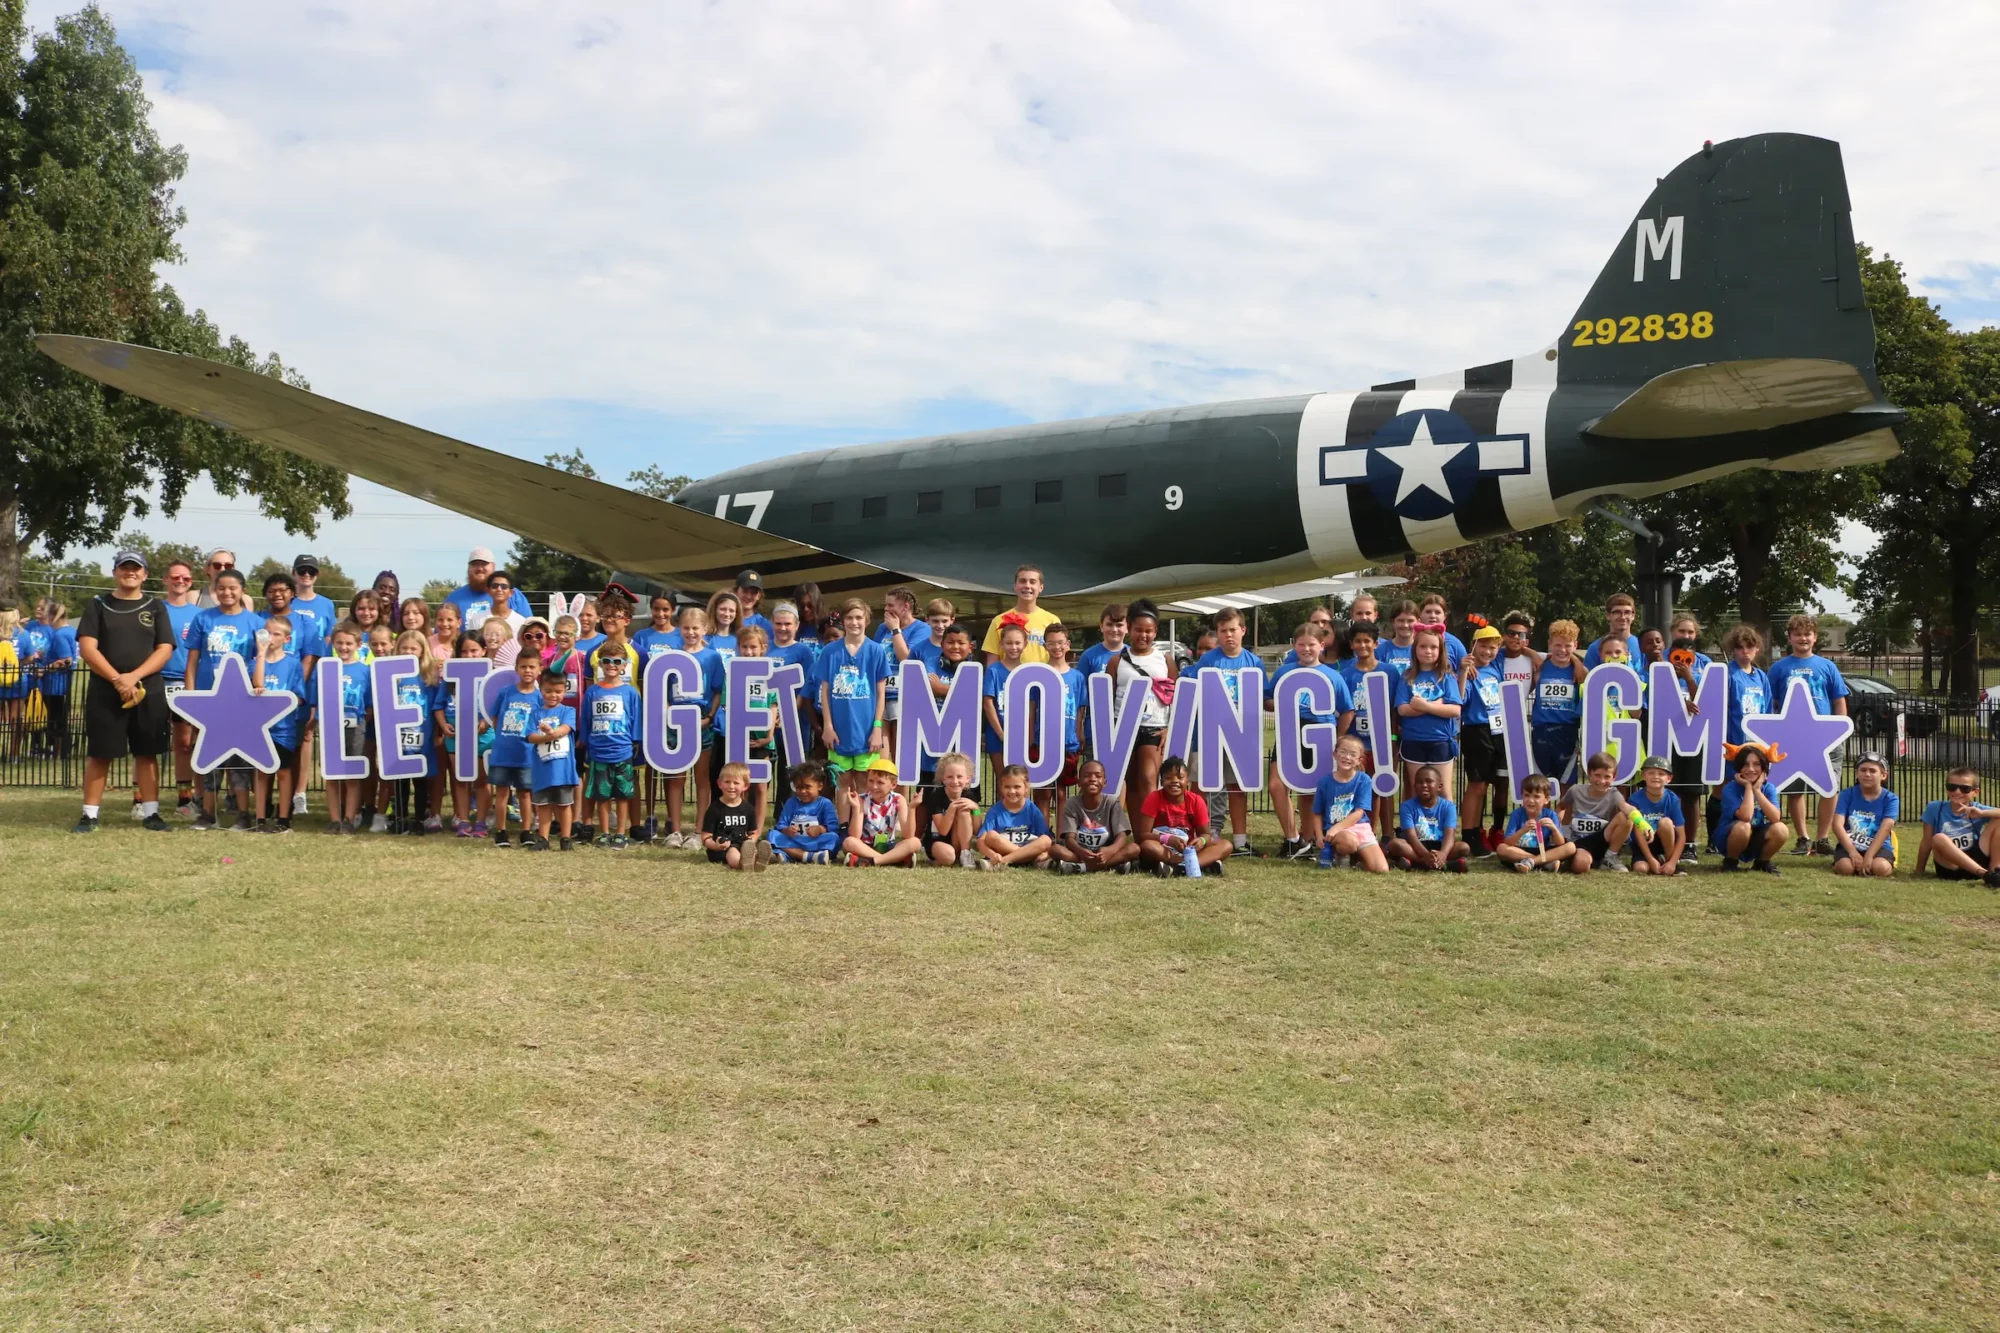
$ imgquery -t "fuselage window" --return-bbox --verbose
[916,490,942,514]
[862,495,888,520]
[1034,479,1062,504]
[1098,472,1127,498]
[974,485,1001,510]
[811,501,835,524]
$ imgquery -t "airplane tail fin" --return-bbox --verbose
[1560,133,1877,391]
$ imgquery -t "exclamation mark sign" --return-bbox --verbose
[1361,670,1397,799]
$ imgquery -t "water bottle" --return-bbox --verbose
[1318,842,1335,869]
[1183,845,1202,878]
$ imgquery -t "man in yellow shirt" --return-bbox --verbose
[981,564,1062,664]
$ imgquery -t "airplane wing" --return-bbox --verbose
[1158,574,1407,617]
[36,335,912,594]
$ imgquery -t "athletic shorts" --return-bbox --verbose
[827,750,873,775]
[487,763,532,790]
[1059,752,1081,787]
[1711,820,1771,861]
[274,744,300,772]
[586,760,636,801]
[1401,738,1458,765]
[532,786,574,807]
[1335,822,1379,849]
[1575,829,1612,861]
[706,845,739,864]
[1934,842,1990,879]
[1460,724,1504,783]
[84,678,169,761]
[924,829,958,858]
[1134,726,1164,750]
[204,760,252,792]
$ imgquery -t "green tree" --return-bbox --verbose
[105,529,202,592]
[0,2,350,605]
[626,465,690,501]
[1388,511,1634,643]
[1853,249,1993,697]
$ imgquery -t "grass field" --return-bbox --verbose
[3,790,1997,1330]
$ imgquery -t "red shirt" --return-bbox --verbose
[1141,788,1209,836]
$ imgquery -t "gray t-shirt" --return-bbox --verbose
[1061,794,1131,851]
[1560,783,1631,840]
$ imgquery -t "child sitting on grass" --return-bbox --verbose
[1831,750,1898,879]
[702,760,767,870]
[1497,774,1577,873]
[975,764,1054,871]
[1314,734,1387,872]
[1386,763,1468,873]
[843,755,923,867]
[1712,744,1789,875]
[1625,754,1687,875]
[769,762,841,864]
[1052,758,1140,874]
[1913,766,2000,887]
[1137,756,1231,879]
[1557,751,1634,873]
[918,751,982,867]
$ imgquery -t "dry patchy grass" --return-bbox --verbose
[1,790,1997,1330]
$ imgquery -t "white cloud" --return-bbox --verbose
[26,0,2000,592]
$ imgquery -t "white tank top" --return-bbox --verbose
[1115,647,1173,729]
[1502,651,1535,687]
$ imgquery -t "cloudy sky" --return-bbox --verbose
[35,0,2000,600]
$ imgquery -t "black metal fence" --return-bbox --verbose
[8,666,1998,817]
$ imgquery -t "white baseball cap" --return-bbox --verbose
[468,547,496,564]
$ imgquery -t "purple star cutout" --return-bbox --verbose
[167,653,299,775]
[1741,676,1853,797]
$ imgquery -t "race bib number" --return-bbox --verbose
[1539,681,1575,703]
[1951,830,1975,850]
[398,725,424,753]
[1006,825,1034,846]
[536,734,571,761]
[1571,815,1606,837]
[163,680,184,698]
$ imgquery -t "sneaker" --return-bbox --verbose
[271,822,294,836]
[1447,859,1468,874]
[633,819,655,844]
[1318,846,1336,869]
[1231,841,1256,857]
[1153,861,1175,878]
[1602,853,1628,873]
[811,850,834,865]
[129,802,145,821]
[1514,857,1535,873]
[191,813,217,832]
[1983,868,2000,891]
[470,821,489,838]
[1394,856,1414,871]
[559,837,572,852]
[1054,860,1084,875]
[370,814,389,834]
[1287,839,1316,862]
[424,815,444,833]
[1539,860,1560,873]
[141,814,172,833]
[453,821,471,838]
[1811,837,1835,857]
[1787,836,1810,856]
[71,814,99,834]
[176,800,200,819]
[493,830,511,848]
[1679,847,1698,867]
[255,818,272,834]
[1112,862,1133,874]
[522,836,545,852]
[958,848,979,869]
[979,856,1004,872]
[293,792,309,816]
[324,821,343,836]
[1206,857,1225,877]
[1275,837,1299,861]
[386,817,406,836]
[751,841,773,871]
[1718,858,1737,873]
[409,821,427,838]
[1755,860,1781,876]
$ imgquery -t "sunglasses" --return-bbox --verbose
[1505,628,1530,637]
[165,572,193,581]
[1947,783,1978,794]
[522,629,548,638]
[208,561,233,571]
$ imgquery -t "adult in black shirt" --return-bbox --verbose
[75,551,174,832]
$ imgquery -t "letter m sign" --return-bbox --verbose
[1633,215,1684,282]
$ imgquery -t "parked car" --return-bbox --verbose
[1845,675,1942,739]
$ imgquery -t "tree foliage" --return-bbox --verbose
[0,2,350,605]
[1385,511,1635,644]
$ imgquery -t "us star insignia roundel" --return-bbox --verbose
[1319,409,1531,522]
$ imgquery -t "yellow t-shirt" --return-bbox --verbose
[981,607,1062,664]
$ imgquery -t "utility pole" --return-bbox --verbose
[1588,502,1679,632]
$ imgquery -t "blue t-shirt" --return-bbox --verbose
[979,801,1051,845]
[443,583,532,626]
[1717,778,1771,830]
[490,685,543,770]
[391,673,435,775]
[815,638,893,755]
[1075,642,1118,677]
[187,607,264,690]
[1268,662,1353,728]
[1835,786,1900,857]
[1398,795,1458,843]
[1583,634,1642,668]
[1532,657,1582,728]
[874,620,934,703]
[739,612,775,646]
[1461,661,1504,729]
[258,654,309,750]
[1768,653,1849,715]
[162,600,203,680]
[433,676,486,754]
[337,659,371,724]
[1395,669,1462,745]
[17,621,53,684]
[1505,804,1557,851]
[573,632,606,663]
[1337,661,1394,741]
[42,625,78,696]
[1726,663,1773,746]
[982,660,1017,753]
[1312,772,1373,827]
[631,626,683,668]
[778,794,839,836]
[273,614,327,665]
[1377,640,1413,676]
[706,632,738,668]
[1191,647,1262,709]
[288,592,339,645]
[526,702,578,790]
[1921,799,1992,852]
[1058,666,1085,753]
[1628,786,1685,831]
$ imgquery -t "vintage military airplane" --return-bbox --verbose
[39,132,1901,618]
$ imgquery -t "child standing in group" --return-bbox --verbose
[1831,750,1899,878]
[1337,620,1393,828]
[1766,613,1850,856]
[1266,622,1354,861]
[1043,624,1086,821]
[1913,767,2000,886]
[843,755,924,867]
[1387,764,1468,873]
[1075,604,1127,677]
[660,605,723,848]
[325,622,372,835]
[983,619,1029,785]
[487,650,544,849]
[816,599,893,807]
[1136,756,1231,878]
[1626,755,1688,875]
[1497,774,1578,873]
[1395,628,1463,797]
[1314,735,1388,872]
[1456,624,1507,853]
[1053,758,1139,874]
[1713,744,1789,874]
[769,762,841,864]
[701,761,768,870]
[387,630,438,834]
[584,649,641,847]
[714,623,779,831]
[926,621,983,798]
[975,763,1055,871]
[249,614,308,834]
[918,751,982,867]
[1191,608,1262,856]
[1557,750,1634,872]
[1378,601,1418,675]
[435,632,493,836]
[1587,636,1640,773]
[525,672,578,851]
[1530,619,1587,784]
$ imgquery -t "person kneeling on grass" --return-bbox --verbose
[1497,774,1578,873]
[843,754,924,867]
[769,761,841,864]
[1052,758,1142,874]
[1712,744,1789,875]
[976,764,1054,870]
[1830,750,1899,879]
[703,760,770,871]
[1626,754,1688,875]
[1386,763,1468,873]
[1137,756,1232,879]
[1557,751,1634,873]
[1313,735,1388,872]
[1912,766,2000,888]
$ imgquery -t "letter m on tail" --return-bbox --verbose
[1634,215,1683,281]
